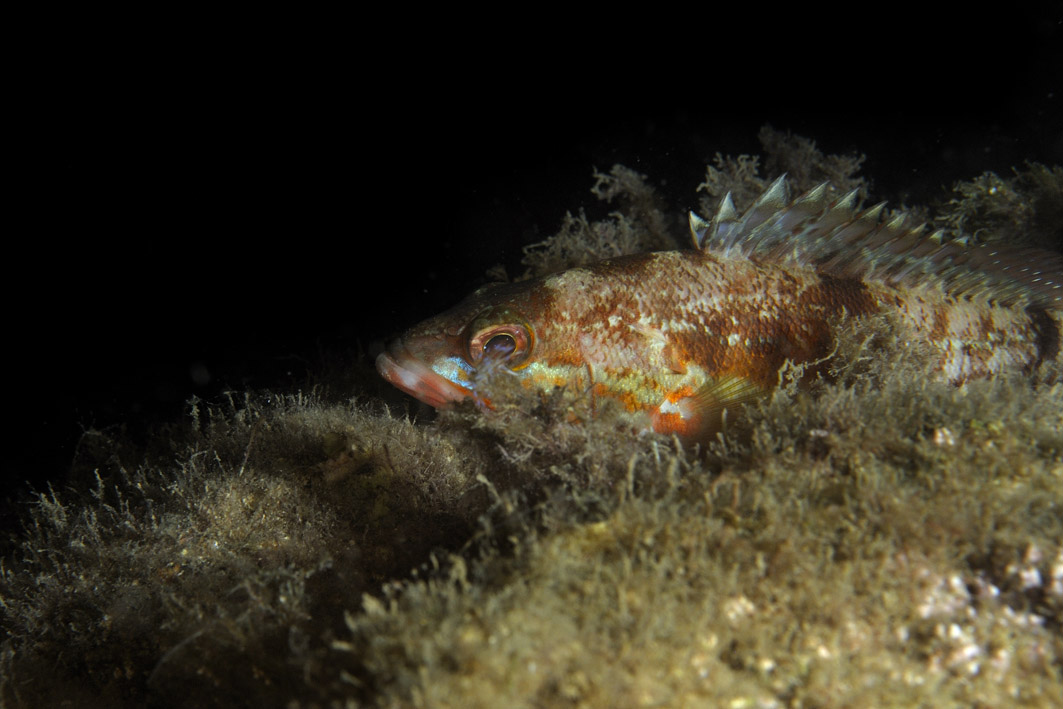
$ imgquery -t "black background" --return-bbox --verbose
[12,9,1063,498]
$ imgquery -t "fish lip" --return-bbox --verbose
[375,340,473,409]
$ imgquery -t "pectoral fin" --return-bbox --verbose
[651,375,765,442]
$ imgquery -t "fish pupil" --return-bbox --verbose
[483,333,516,359]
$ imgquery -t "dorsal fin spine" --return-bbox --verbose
[687,176,1063,308]
[688,211,711,249]
[716,192,738,224]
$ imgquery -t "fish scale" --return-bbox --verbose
[377,177,1062,443]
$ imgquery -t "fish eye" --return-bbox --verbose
[483,333,516,358]
[467,322,532,368]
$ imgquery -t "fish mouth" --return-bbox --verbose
[375,340,473,409]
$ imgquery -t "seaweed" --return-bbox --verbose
[935,163,1063,250]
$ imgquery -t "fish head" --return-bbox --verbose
[376,255,771,443]
[376,280,545,410]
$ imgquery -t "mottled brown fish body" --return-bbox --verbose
[529,251,877,393]
[377,178,1061,443]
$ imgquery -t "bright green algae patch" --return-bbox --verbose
[3,135,1062,707]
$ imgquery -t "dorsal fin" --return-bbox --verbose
[688,211,711,249]
[689,178,1063,308]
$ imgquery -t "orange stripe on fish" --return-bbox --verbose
[377,177,1062,444]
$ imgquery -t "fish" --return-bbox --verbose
[377,176,1062,443]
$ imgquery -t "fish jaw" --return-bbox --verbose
[375,339,475,409]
